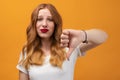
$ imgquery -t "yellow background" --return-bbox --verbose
[0,0,120,80]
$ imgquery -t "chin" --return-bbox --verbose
[39,35,51,39]
[38,33,53,39]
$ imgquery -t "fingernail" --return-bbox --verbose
[67,58,70,61]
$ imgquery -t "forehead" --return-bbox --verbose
[38,8,52,17]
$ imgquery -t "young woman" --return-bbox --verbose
[16,3,108,80]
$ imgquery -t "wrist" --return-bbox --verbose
[81,30,88,44]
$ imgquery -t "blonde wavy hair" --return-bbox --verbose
[19,3,66,69]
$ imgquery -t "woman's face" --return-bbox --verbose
[36,8,55,40]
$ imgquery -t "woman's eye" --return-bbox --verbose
[37,18,43,21]
[48,18,53,21]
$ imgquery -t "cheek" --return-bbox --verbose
[36,22,40,28]
[50,24,55,32]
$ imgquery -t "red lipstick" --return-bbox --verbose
[40,29,48,33]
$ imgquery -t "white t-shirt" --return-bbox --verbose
[16,45,85,80]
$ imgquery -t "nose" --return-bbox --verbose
[42,20,47,28]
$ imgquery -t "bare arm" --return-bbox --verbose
[60,29,108,59]
[80,29,108,53]
[19,71,29,80]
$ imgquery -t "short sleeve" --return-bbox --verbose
[16,52,28,74]
[64,45,85,60]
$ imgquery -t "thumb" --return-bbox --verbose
[66,47,75,60]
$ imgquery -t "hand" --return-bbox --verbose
[60,29,84,60]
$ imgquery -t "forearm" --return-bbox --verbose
[85,29,108,44]
[79,29,108,52]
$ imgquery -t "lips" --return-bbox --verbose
[40,29,49,33]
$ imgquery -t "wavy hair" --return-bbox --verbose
[19,3,66,69]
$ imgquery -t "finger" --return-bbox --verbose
[62,30,70,35]
[61,33,69,39]
[60,39,69,44]
[60,43,68,48]
[66,47,75,60]
[60,43,64,47]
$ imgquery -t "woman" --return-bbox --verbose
[16,3,108,80]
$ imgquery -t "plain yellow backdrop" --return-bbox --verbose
[0,0,120,80]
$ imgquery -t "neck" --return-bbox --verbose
[41,38,52,55]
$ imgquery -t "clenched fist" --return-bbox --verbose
[60,29,85,60]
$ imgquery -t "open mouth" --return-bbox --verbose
[40,29,49,33]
